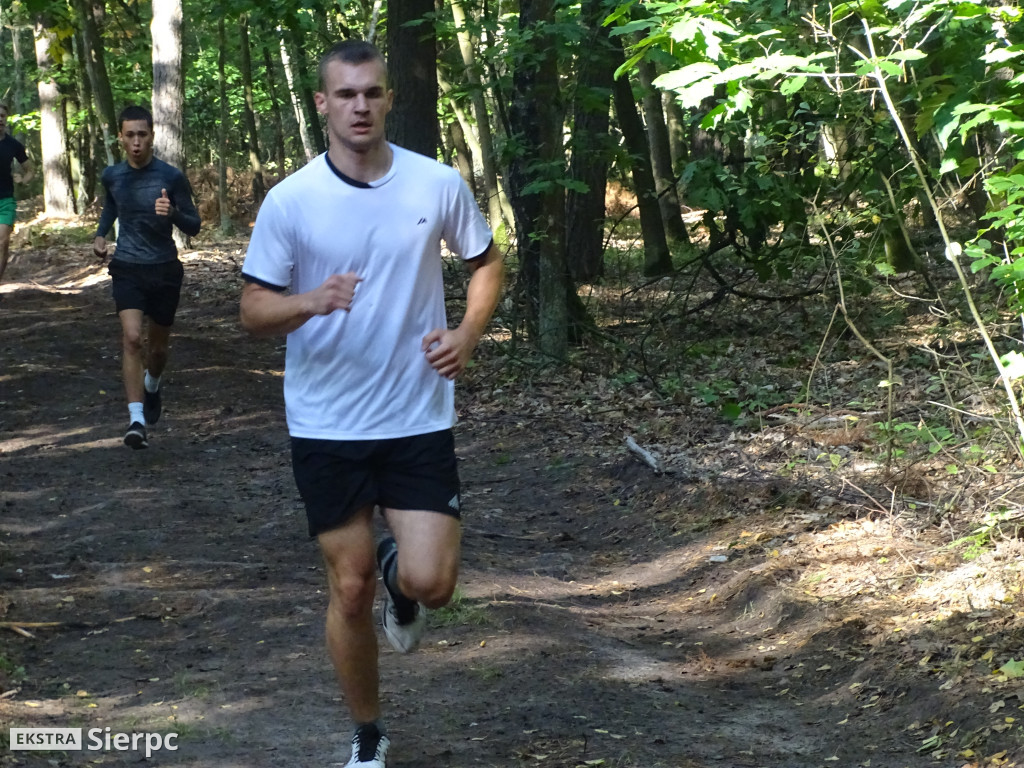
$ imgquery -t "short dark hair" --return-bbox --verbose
[318,40,387,90]
[118,105,153,130]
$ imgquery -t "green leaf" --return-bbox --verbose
[999,659,1024,679]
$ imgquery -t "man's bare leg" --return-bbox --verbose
[0,224,12,283]
[319,506,381,724]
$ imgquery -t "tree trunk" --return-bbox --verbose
[506,0,570,355]
[261,42,288,174]
[451,0,505,233]
[278,27,316,162]
[71,30,95,209]
[217,18,232,234]
[637,56,688,244]
[565,0,617,283]
[663,91,687,170]
[386,0,438,158]
[445,113,475,193]
[238,14,266,204]
[612,66,672,277]
[151,0,184,171]
[284,20,325,156]
[34,17,76,218]
[71,0,118,167]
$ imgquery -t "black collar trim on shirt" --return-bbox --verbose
[324,154,372,189]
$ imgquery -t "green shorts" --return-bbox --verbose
[0,198,15,227]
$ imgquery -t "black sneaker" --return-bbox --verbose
[344,722,390,767]
[143,386,162,425]
[376,537,426,653]
[124,421,148,450]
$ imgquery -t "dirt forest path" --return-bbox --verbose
[1,240,1022,768]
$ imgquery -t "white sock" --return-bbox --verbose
[128,402,145,426]
[144,370,162,393]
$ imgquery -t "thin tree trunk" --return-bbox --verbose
[637,56,688,244]
[612,66,672,277]
[261,42,287,174]
[217,18,232,234]
[566,0,617,283]
[663,91,687,170]
[238,14,265,204]
[284,21,325,156]
[34,17,76,217]
[278,28,316,162]
[71,0,118,167]
[386,0,438,158]
[71,30,94,209]
[451,0,504,232]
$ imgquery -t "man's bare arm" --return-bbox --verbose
[240,274,362,337]
[422,243,504,379]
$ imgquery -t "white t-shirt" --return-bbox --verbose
[242,144,494,440]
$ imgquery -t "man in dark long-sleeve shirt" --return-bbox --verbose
[94,105,201,449]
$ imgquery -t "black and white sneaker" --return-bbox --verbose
[344,722,390,768]
[124,421,148,450]
[376,537,426,653]
[143,385,162,425]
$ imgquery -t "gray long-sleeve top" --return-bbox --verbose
[95,156,201,264]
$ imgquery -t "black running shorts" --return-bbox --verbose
[109,259,185,327]
[291,429,462,538]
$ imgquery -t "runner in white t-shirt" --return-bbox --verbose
[240,40,503,768]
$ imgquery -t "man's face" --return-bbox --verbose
[119,119,154,168]
[315,58,393,154]
[0,108,8,135]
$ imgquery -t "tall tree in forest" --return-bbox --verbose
[261,43,288,173]
[217,16,231,233]
[151,0,184,170]
[450,0,505,232]
[637,56,688,244]
[565,0,618,282]
[238,13,265,203]
[277,29,316,162]
[386,0,438,158]
[506,0,570,355]
[71,0,118,167]
[284,18,325,156]
[612,56,672,277]
[34,16,76,217]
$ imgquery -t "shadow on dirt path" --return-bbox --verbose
[2,241,1022,767]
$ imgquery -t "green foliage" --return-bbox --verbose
[429,589,489,628]
[948,508,1022,561]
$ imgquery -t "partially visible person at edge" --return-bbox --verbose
[238,40,503,768]
[93,105,201,449]
[0,102,34,285]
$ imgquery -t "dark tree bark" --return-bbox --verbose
[565,0,618,283]
[637,56,688,244]
[385,0,438,158]
[217,17,232,233]
[261,41,287,174]
[611,59,672,277]
[71,0,118,167]
[238,14,266,203]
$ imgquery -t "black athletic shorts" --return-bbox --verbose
[291,429,462,538]
[109,259,185,327]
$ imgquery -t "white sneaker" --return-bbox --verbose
[344,723,389,768]
[381,592,426,654]
[376,537,426,653]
